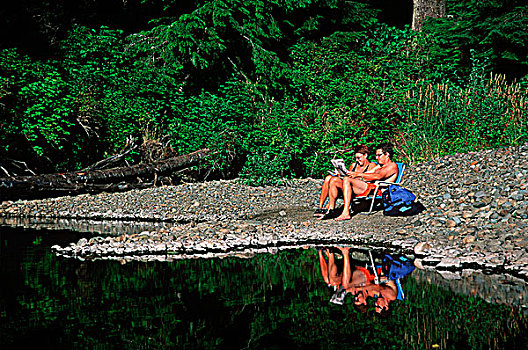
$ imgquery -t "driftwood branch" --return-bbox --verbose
[0,157,38,177]
[82,136,138,171]
[0,148,210,200]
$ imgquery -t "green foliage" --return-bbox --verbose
[167,89,247,178]
[1,25,186,170]
[397,57,528,162]
[421,1,528,78]
[0,49,79,166]
[284,25,440,175]
[19,71,75,154]
[1,0,527,181]
[59,25,184,156]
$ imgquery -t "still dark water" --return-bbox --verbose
[1,225,528,350]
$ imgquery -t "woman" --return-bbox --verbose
[314,145,375,217]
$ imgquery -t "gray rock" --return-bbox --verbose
[474,191,487,198]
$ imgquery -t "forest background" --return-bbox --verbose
[1,0,527,186]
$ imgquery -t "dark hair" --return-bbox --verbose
[376,303,393,319]
[376,143,394,158]
[353,302,369,314]
[354,144,370,155]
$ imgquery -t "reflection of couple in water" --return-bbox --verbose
[319,247,412,315]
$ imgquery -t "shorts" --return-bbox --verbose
[358,182,382,197]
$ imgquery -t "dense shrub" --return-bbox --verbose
[397,59,528,162]
[1,0,527,183]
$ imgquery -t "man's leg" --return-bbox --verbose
[335,178,368,221]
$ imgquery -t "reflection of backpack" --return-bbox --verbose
[382,254,415,280]
[382,185,425,216]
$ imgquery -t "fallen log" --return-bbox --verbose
[0,148,210,200]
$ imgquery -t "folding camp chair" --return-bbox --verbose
[353,162,406,215]
[367,250,409,300]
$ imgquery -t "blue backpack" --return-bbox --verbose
[381,255,415,300]
[382,254,415,280]
[382,185,424,216]
[382,185,415,211]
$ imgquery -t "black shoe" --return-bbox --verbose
[313,208,327,217]
[317,209,339,220]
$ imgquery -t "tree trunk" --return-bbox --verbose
[0,148,210,200]
[412,0,445,31]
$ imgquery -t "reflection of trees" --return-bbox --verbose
[400,278,528,349]
[4,244,528,348]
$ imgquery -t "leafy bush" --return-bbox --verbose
[1,25,186,171]
[397,58,528,162]
[0,49,81,170]
[1,0,527,183]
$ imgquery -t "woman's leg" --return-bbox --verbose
[326,176,343,210]
[335,178,368,221]
[318,249,330,284]
[318,175,334,209]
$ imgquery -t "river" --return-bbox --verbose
[1,223,527,349]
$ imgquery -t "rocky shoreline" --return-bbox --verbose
[1,144,527,280]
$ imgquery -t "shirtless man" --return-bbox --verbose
[339,247,397,314]
[323,143,399,221]
[338,247,379,309]
[314,145,375,217]
[353,280,398,314]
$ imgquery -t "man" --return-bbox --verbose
[314,145,375,217]
[320,143,399,221]
[336,246,378,310]
[340,247,398,315]
[353,279,398,315]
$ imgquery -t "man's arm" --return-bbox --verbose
[366,163,380,173]
[348,163,380,177]
[379,281,398,301]
[354,163,398,182]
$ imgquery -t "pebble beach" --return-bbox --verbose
[1,144,528,280]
